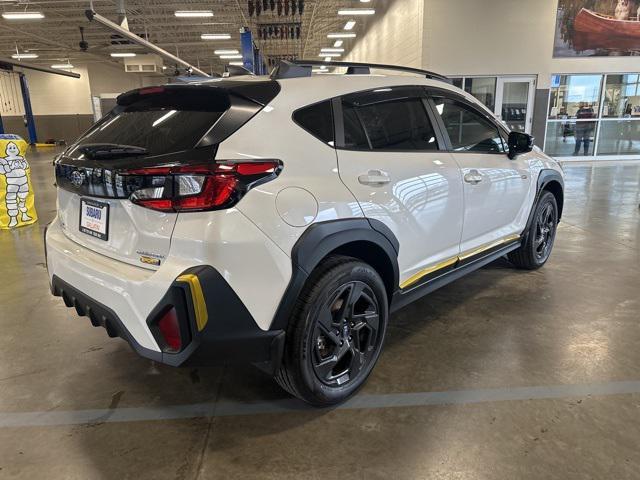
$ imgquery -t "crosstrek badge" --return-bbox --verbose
[139,256,161,266]
[137,250,164,266]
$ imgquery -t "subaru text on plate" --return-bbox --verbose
[45,61,564,406]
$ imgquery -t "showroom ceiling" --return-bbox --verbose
[0,0,372,75]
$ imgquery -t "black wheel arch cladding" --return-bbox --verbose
[537,169,564,221]
[270,218,400,331]
[517,169,563,249]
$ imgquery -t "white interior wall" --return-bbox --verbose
[344,0,640,87]
[86,61,158,96]
[425,0,640,88]
[8,61,162,118]
[344,0,425,69]
[22,66,93,115]
[0,71,25,116]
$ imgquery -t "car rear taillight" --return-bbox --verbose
[123,161,282,212]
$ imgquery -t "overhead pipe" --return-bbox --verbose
[116,0,129,30]
[85,9,210,77]
[0,58,81,79]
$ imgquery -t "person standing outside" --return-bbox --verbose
[574,102,596,156]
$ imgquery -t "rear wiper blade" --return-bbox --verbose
[78,143,149,159]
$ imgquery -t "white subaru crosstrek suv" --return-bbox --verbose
[45,61,564,406]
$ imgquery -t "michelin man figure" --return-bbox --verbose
[0,141,32,227]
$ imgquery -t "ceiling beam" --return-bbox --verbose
[0,57,81,78]
[87,9,210,77]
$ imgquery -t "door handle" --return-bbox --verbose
[358,169,390,186]
[463,169,483,185]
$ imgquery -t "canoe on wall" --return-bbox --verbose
[574,8,640,39]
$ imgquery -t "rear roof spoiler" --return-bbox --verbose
[118,80,281,107]
[271,60,451,83]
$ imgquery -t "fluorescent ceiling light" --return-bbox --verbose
[220,54,242,59]
[324,57,332,62]
[338,8,375,15]
[321,48,344,53]
[327,33,356,39]
[228,61,243,66]
[344,20,356,30]
[214,49,239,55]
[51,63,74,70]
[110,52,136,57]
[11,53,38,59]
[201,33,231,40]
[2,11,44,20]
[333,40,343,47]
[174,10,213,17]
[360,0,372,3]
[319,53,341,57]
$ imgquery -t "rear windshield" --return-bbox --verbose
[71,87,229,157]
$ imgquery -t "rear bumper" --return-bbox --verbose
[51,275,163,362]
[46,219,285,368]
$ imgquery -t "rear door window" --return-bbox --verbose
[340,88,439,151]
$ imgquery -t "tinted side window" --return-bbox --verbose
[293,100,334,145]
[435,99,506,153]
[342,103,370,149]
[341,93,439,151]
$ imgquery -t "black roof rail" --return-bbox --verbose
[269,60,312,80]
[271,59,451,83]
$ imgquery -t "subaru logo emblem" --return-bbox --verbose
[70,170,85,188]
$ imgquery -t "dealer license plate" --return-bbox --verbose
[79,198,109,241]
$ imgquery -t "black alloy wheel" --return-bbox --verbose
[275,255,388,405]
[508,190,559,269]
[534,201,557,263]
[311,281,381,387]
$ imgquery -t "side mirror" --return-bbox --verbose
[508,131,534,159]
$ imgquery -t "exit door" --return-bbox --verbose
[495,77,536,134]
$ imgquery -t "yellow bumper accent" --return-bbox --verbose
[400,234,521,290]
[177,274,209,331]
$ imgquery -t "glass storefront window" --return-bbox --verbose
[464,77,497,112]
[451,77,463,90]
[544,120,598,157]
[597,120,640,155]
[548,75,602,119]
[545,73,640,158]
[602,75,640,118]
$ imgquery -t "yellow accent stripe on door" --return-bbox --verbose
[400,234,521,290]
[457,233,521,261]
[177,274,209,331]
[399,256,458,289]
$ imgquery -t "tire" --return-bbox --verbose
[275,255,389,406]
[508,190,558,270]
